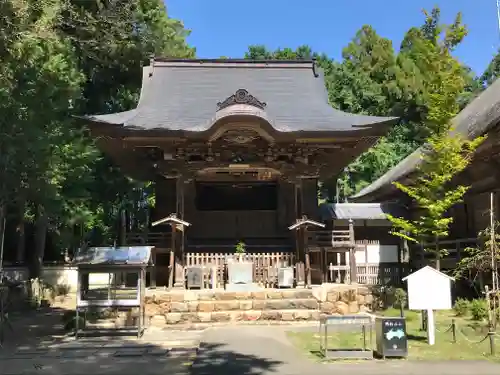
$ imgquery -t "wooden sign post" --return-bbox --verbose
[289,215,325,288]
[152,214,191,289]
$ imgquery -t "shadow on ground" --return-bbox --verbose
[1,303,191,374]
[191,342,283,375]
[1,303,284,375]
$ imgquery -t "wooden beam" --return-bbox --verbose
[173,176,186,289]
[348,220,357,284]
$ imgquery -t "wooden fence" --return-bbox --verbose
[356,263,407,285]
[183,251,402,288]
[184,252,294,288]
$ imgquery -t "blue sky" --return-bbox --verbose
[167,0,499,76]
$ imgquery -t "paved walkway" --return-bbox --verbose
[191,325,500,375]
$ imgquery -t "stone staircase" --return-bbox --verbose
[145,286,374,326]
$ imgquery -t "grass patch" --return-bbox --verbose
[287,310,500,362]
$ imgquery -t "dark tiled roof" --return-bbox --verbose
[81,59,397,133]
[318,202,405,220]
[352,78,500,201]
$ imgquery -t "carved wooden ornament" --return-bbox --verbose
[216,89,267,111]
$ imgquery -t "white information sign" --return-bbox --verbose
[403,266,453,310]
[403,266,454,346]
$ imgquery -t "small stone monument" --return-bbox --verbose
[186,266,203,289]
[278,267,294,288]
[226,261,262,291]
[228,261,253,284]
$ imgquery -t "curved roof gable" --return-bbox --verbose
[81,58,396,134]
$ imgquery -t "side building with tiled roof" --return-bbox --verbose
[351,78,500,270]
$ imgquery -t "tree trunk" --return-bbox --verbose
[125,210,131,236]
[435,237,440,271]
[16,200,26,263]
[119,209,126,246]
[0,203,6,272]
[32,205,48,279]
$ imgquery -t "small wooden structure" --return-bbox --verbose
[319,315,373,360]
[152,214,191,289]
[288,216,325,287]
[74,246,152,339]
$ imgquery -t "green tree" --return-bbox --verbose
[335,7,474,199]
[326,26,411,198]
[0,0,84,275]
[0,0,195,274]
[386,39,485,270]
[454,223,500,281]
[49,0,195,253]
[387,133,483,270]
[481,50,500,88]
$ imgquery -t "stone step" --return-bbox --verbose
[146,289,317,304]
[160,309,321,324]
[180,298,320,313]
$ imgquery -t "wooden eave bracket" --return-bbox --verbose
[151,213,191,228]
[288,215,325,231]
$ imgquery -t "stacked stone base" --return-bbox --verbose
[145,285,374,325]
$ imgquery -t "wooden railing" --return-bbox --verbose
[307,230,353,248]
[321,262,405,285]
[411,237,478,267]
[125,231,172,248]
[184,252,294,288]
[356,263,408,286]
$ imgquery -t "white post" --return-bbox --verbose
[427,308,435,345]
[211,266,217,290]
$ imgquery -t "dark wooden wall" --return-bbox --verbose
[302,178,319,220]
[152,177,177,223]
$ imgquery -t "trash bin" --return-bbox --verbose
[375,317,408,358]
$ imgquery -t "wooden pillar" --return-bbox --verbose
[294,178,306,287]
[294,180,303,257]
[399,236,409,283]
[150,248,157,289]
[348,219,357,284]
[304,226,311,287]
[173,176,185,289]
[168,223,176,289]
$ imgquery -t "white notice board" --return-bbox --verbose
[403,266,453,310]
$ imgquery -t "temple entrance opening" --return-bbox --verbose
[187,168,289,250]
[195,181,278,212]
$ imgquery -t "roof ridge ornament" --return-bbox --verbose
[216,89,267,112]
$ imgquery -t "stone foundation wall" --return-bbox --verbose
[145,285,374,325]
[315,285,373,315]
